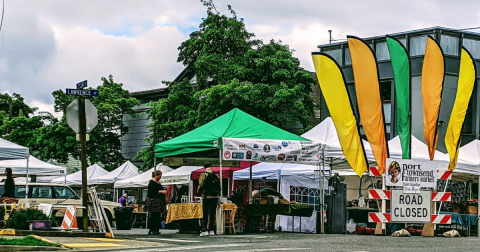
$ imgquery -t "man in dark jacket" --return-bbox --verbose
[197,162,220,237]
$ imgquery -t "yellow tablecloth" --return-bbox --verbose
[166,203,237,223]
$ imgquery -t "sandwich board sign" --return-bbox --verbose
[390,189,431,223]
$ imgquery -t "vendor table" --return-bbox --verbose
[439,212,477,236]
[243,204,314,233]
[131,212,148,228]
[166,203,237,234]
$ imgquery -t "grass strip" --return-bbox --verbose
[0,235,61,247]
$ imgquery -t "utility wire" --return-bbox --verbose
[0,0,4,37]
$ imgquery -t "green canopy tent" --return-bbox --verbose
[155,108,312,198]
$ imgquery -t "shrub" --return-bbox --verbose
[6,208,58,230]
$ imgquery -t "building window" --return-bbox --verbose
[376,42,390,61]
[290,186,320,210]
[463,38,480,59]
[440,35,459,56]
[409,35,428,56]
[345,47,351,65]
[322,48,343,65]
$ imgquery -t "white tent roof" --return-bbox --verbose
[114,164,173,188]
[51,164,108,186]
[89,161,139,185]
[301,117,376,169]
[234,163,328,180]
[0,155,66,176]
[0,138,29,160]
[160,166,202,185]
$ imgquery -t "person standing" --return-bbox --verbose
[1,168,15,198]
[146,170,167,235]
[118,193,127,207]
[197,162,221,237]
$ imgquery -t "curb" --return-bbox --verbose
[0,245,68,251]
[30,235,68,249]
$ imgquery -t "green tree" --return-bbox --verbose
[135,1,316,169]
[44,75,140,170]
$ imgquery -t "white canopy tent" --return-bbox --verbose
[0,138,29,160]
[0,155,66,176]
[114,164,173,189]
[89,161,139,185]
[233,163,328,181]
[51,164,108,186]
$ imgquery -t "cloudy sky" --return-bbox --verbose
[1,0,479,115]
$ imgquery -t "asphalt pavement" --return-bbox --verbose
[9,228,480,251]
[66,229,480,252]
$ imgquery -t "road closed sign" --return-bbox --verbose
[391,189,431,223]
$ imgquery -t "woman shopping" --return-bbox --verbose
[1,168,15,198]
[145,170,167,235]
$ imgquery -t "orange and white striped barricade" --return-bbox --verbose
[368,189,391,200]
[369,167,382,177]
[432,192,451,202]
[61,205,77,230]
[368,213,391,223]
[437,170,452,180]
[431,214,452,224]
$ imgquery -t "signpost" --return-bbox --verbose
[65,81,99,232]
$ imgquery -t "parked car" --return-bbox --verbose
[0,182,120,228]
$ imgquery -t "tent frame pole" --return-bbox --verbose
[219,149,223,198]
[25,155,30,207]
[249,161,253,204]
[320,144,325,234]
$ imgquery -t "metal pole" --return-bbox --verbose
[249,161,253,204]
[219,149,223,198]
[477,175,480,237]
[25,155,30,207]
[381,173,386,235]
[154,157,157,171]
[320,145,325,234]
[79,98,89,232]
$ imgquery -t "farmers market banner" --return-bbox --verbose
[385,158,436,188]
[222,138,321,163]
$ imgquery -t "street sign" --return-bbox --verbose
[66,99,98,133]
[391,189,431,223]
[66,89,99,97]
[76,80,88,89]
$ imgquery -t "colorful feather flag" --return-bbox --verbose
[312,52,368,177]
[386,36,411,160]
[347,36,389,174]
[445,48,476,171]
[421,36,445,161]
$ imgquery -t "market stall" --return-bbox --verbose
[52,164,108,186]
[0,155,66,176]
[155,108,316,234]
[160,166,202,203]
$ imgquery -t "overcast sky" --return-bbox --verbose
[1,0,479,115]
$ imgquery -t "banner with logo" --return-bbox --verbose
[162,157,241,167]
[385,158,436,188]
[222,138,321,163]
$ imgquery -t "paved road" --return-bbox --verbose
[66,231,480,252]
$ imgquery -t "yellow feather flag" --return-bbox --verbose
[422,36,445,161]
[445,48,476,171]
[312,52,368,177]
[347,36,389,174]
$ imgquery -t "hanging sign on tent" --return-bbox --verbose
[162,157,241,167]
[221,138,320,163]
[385,158,436,188]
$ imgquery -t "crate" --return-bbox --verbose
[28,220,52,231]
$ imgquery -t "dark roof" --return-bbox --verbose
[130,87,168,97]
[318,26,480,48]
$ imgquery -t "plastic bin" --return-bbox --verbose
[114,207,134,230]
[28,220,52,231]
